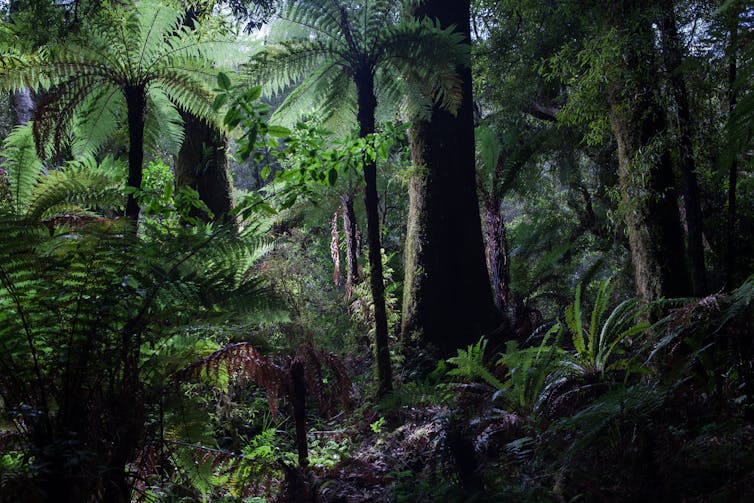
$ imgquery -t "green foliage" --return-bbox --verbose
[349,249,402,334]
[495,326,564,414]
[0,0,240,158]
[246,0,467,130]
[563,277,650,375]
[1,122,125,219]
[0,199,279,498]
[447,338,504,390]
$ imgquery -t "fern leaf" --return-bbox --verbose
[1,124,44,214]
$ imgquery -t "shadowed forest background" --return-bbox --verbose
[0,0,753,501]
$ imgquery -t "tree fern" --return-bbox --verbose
[242,0,468,398]
[0,0,242,219]
[246,0,467,130]
[0,212,280,500]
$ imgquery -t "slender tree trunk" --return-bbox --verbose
[483,198,511,312]
[609,15,690,301]
[125,85,147,220]
[403,0,499,357]
[290,358,308,468]
[659,0,707,295]
[356,69,392,398]
[175,113,235,223]
[342,192,360,301]
[726,4,739,288]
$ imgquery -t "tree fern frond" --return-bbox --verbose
[246,39,344,97]
[376,18,466,114]
[145,84,185,155]
[27,155,125,220]
[71,83,124,158]
[1,124,44,214]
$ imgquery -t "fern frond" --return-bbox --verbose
[27,155,125,220]
[71,83,123,158]
[145,84,185,155]
[1,124,44,214]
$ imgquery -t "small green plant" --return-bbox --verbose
[496,324,564,414]
[370,416,387,434]
[447,337,504,389]
[564,278,650,375]
[308,435,351,468]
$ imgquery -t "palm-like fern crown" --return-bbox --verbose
[246,0,467,131]
[0,0,242,158]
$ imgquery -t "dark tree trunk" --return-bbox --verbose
[726,5,739,288]
[356,68,392,398]
[403,0,499,357]
[659,0,707,296]
[125,85,147,220]
[607,11,691,301]
[290,358,308,468]
[175,113,235,223]
[342,192,360,301]
[176,8,235,225]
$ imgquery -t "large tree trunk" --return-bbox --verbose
[6,0,34,127]
[125,85,147,220]
[175,7,235,225]
[402,0,499,357]
[607,11,691,301]
[356,68,392,398]
[658,0,707,296]
[175,113,235,223]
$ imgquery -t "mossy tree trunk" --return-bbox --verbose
[725,4,740,288]
[607,7,691,301]
[175,113,235,223]
[658,0,707,296]
[403,0,499,357]
[482,198,511,314]
[10,88,33,125]
[175,7,235,225]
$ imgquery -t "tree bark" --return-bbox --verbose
[125,85,147,220]
[403,0,499,357]
[175,113,235,223]
[356,68,392,398]
[726,4,739,288]
[290,358,308,468]
[10,88,33,125]
[607,14,691,301]
[658,0,707,296]
[176,7,236,225]
[483,198,511,313]
[342,192,360,301]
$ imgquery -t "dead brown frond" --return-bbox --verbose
[173,342,353,419]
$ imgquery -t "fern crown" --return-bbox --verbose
[0,0,243,157]
[245,0,468,130]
